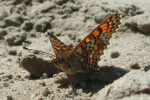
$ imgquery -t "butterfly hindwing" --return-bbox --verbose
[67,13,122,71]
[47,32,71,56]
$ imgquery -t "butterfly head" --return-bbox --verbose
[51,56,64,68]
[56,56,64,64]
[51,54,75,75]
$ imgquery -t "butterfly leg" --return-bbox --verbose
[69,69,73,89]
[57,68,60,74]
[69,69,76,93]
[69,69,72,86]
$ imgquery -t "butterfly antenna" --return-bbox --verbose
[23,47,56,57]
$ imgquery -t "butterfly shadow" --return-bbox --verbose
[58,66,128,94]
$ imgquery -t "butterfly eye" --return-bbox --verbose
[57,57,64,64]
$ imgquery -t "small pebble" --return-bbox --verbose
[54,0,68,5]
[75,38,81,42]
[3,82,9,87]
[7,74,13,79]
[76,89,83,96]
[34,18,51,32]
[30,33,36,37]
[21,21,33,31]
[8,49,17,55]
[144,65,150,72]
[16,75,21,79]
[69,4,79,11]
[88,92,93,97]
[3,14,24,27]
[0,29,7,39]
[6,95,13,100]
[42,88,50,97]
[42,73,48,79]
[39,81,46,86]
[3,74,13,80]
[68,34,76,40]
[5,32,27,46]
[9,80,14,83]
[64,7,73,14]
[54,72,68,85]
[3,77,10,81]
[130,63,141,69]
[111,51,120,58]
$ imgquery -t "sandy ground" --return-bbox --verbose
[0,0,150,100]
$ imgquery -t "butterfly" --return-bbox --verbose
[48,13,122,76]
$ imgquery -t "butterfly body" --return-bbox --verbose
[48,13,122,75]
[52,53,76,75]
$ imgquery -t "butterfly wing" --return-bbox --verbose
[67,13,122,71]
[47,32,71,56]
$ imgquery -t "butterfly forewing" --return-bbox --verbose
[47,32,71,56]
[67,13,122,71]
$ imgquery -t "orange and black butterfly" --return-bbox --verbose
[48,13,122,75]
